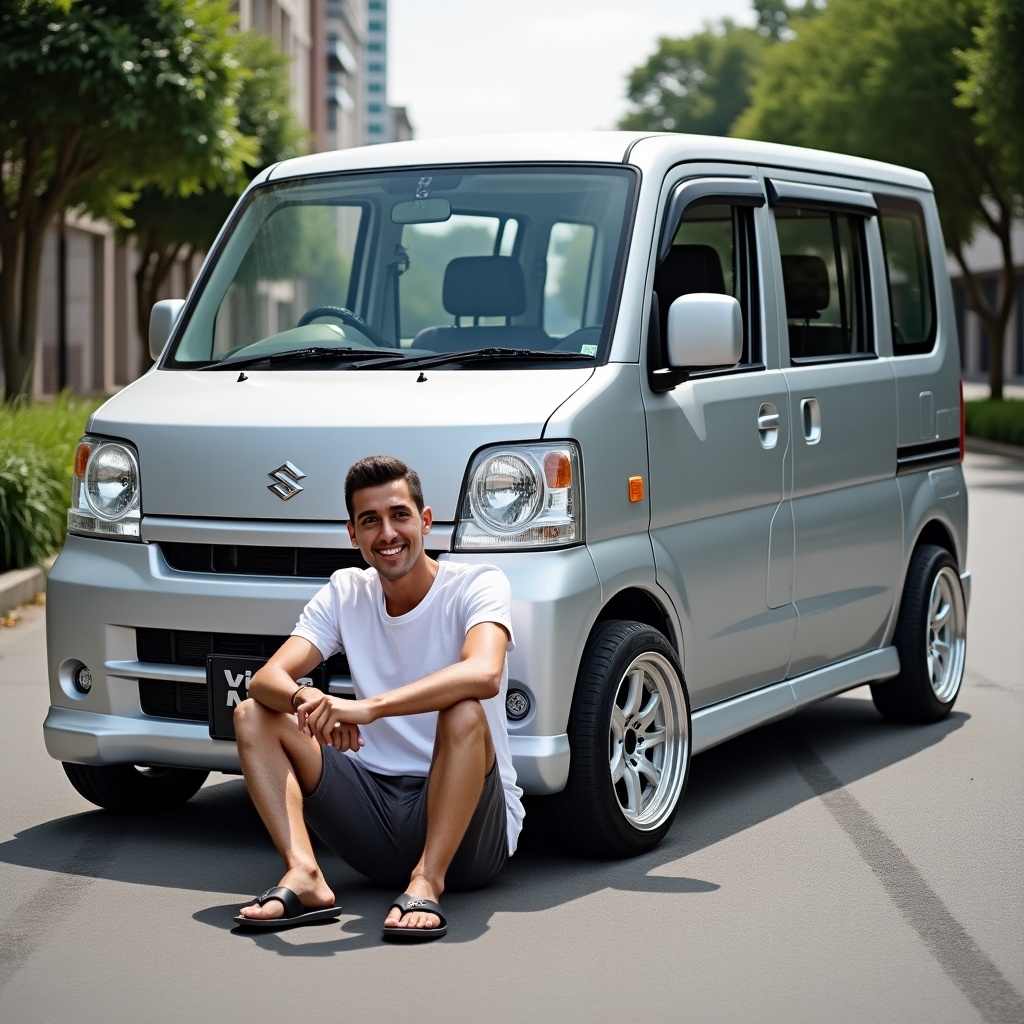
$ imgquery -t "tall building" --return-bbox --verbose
[324,0,365,152]
[360,1,413,145]
[363,0,388,144]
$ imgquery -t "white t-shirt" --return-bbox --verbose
[292,559,524,854]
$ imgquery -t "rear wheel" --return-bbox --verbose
[62,763,209,813]
[871,544,966,723]
[544,620,691,857]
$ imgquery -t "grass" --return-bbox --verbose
[0,392,105,572]
[964,398,1024,448]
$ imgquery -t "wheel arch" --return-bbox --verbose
[913,519,958,566]
[883,517,965,647]
[593,586,677,654]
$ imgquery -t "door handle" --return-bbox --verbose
[801,397,821,444]
[758,403,779,449]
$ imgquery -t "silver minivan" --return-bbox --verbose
[45,132,969,856]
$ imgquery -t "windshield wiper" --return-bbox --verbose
[383,347,597,371]
[202,346,400,371]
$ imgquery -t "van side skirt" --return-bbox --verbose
[691,647,901,755]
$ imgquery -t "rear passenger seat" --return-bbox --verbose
[781,254,847,358]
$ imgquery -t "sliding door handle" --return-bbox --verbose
[758,403,780,449]
[801,397,821,444]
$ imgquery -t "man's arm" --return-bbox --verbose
[299,620,508,745]
[247,635,328,713]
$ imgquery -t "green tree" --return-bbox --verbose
[618,21,769,136]
[752,0,825,41]
[124,31,307,369]
[0,0,257,401]
[734,0,1021,399]
[958,0,1024,188]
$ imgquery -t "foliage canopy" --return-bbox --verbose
[619,22,769,136]
[122,30,308,366]
[0,0,257,399]
[733,0,1021,397]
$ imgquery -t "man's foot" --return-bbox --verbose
[383,877,444,934]
[236,866,335,923]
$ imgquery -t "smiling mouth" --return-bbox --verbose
[376,545,404,557]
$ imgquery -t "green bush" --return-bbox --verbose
[0,393,105,573]
[965,398,1024,448]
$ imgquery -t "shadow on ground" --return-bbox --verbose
[0,694,967,952]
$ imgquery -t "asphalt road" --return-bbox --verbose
[0,451,1021,1024]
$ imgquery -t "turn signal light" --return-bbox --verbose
[74,442,91,478]
[543,451,572,489]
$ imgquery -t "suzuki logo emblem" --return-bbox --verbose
[268,462,306,500]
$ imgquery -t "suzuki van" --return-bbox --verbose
[45,132,969,856]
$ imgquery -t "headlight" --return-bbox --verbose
[67,436,142,540]
[455,442,583,550]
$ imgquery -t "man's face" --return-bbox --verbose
[347,478,432,582]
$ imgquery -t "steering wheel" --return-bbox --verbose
[296,305,388,347]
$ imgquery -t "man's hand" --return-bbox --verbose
[297,693,370,752]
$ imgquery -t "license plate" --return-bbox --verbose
[206,654,326,740]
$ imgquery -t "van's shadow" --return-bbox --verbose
[0,694,966,952]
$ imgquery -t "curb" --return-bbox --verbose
[966,436,1024,461]
[0,566,46,618]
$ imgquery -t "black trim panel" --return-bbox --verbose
[767,178,878,216]
[896,439,961,475]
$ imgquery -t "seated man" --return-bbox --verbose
[233,454,523,940]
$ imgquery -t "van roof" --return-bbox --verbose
[265,131,932,191]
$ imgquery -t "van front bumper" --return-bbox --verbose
[43,704,571,793]
[45,532,599,795]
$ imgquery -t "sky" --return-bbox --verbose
[387,0,758,140]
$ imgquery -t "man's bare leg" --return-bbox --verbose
[234,698,336,921]
[384,698,495,931]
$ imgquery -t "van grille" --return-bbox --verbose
[135,627,350,723]
[136,627,348,674]
[159,542,366,578]
[139,679,209,721]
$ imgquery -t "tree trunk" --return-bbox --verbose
[950,216,1015,402]
[1,150,72,402]
[0,230,29,401]
[134,240,184,372]
[0,211,49,402]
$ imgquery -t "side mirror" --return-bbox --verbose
[149,299,186,362]
[666,293,743,368]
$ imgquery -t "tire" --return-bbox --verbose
[544,620,691,857]
[62,762,209,813]
[871,544,967,723]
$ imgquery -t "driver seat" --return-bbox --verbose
[411,256,550,352]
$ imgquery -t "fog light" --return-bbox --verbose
[73,666,93,694]
[506,687,530,721]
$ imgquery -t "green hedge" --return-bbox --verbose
[0,393,104,573]
[965,398,1024,448]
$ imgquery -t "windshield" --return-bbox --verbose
[169,165,636,369]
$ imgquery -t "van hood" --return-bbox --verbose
[89,368,593,521]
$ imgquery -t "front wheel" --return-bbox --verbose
[62,763,209,813]
[544,620,691,857]
[871,544,967,723]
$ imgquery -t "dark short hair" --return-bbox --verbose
[345,455,424,519]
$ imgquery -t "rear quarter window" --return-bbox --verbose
[877,196,937,355]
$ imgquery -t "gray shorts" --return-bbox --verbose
[303,747,509,891]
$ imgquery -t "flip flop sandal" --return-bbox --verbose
[233,886,343,930]
[382,892,448,941]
